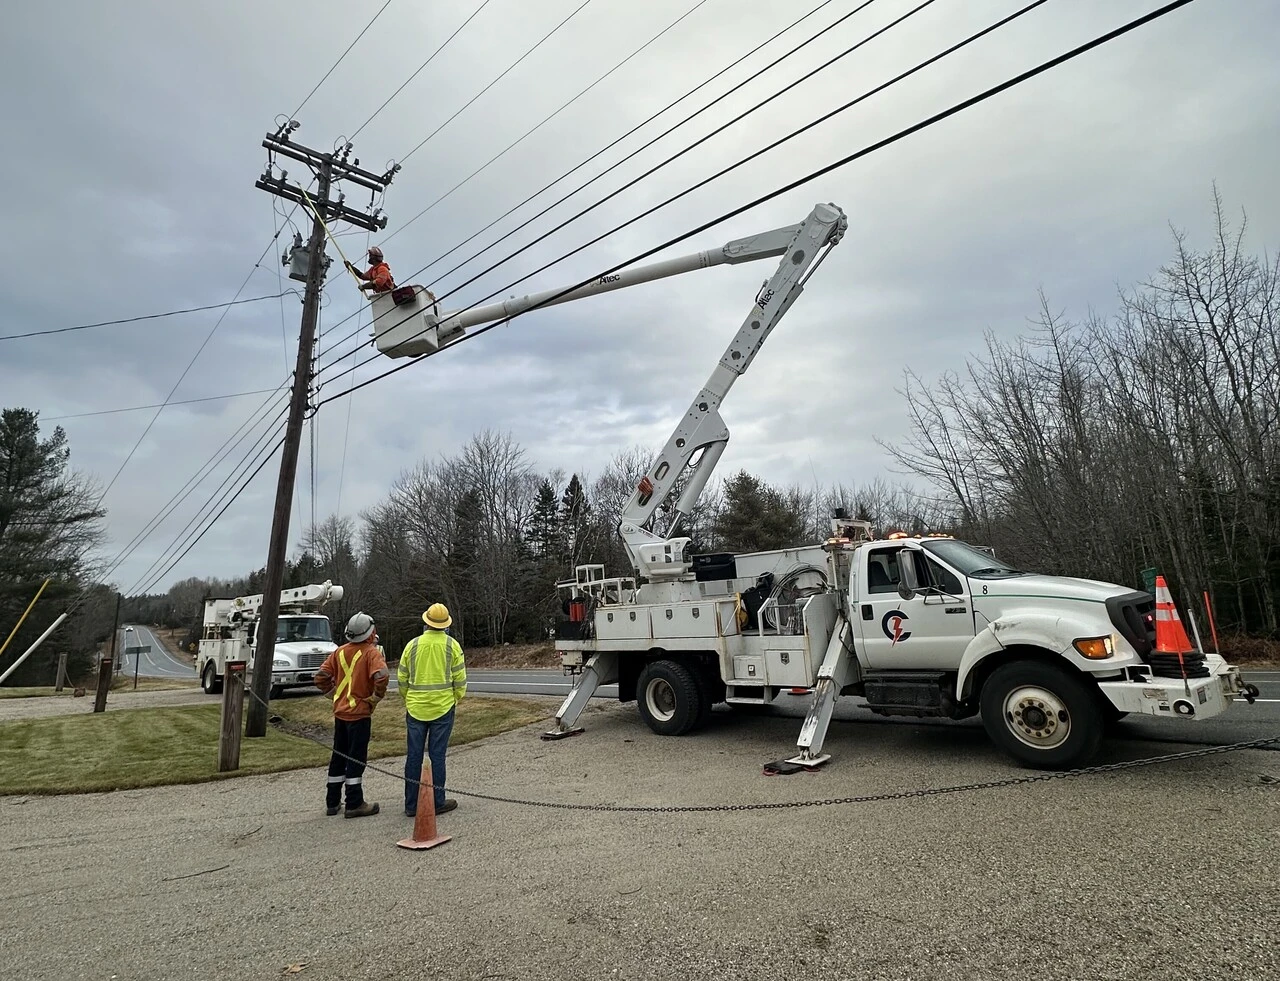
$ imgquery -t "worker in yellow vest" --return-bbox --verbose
[314,612,390,818]
[398,603,467,817]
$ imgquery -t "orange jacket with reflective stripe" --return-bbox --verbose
[365,262,394,291]
[315,641,390,721]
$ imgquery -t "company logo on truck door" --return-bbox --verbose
[881,610,911,644]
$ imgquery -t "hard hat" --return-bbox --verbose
[367,246,384,261]
[423,603,452,629]
[344,611,375,643]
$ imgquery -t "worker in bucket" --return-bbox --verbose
[346,245,395,296]
[398,603,467,817]
[314,612,390,818]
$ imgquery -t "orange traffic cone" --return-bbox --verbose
[1153,575,1194,654]
[396,758,451,851]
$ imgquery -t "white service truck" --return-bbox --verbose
[197,581,343,696]
[370,201,1258,769]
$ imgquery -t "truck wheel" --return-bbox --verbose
[636,660,701,736]
[980,661,1103,770]
[201,663,222,696]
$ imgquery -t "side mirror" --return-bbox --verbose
[896,550,920,601]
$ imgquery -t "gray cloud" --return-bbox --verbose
[2,0,1278,591]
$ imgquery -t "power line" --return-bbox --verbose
[316,0,1199,410]
[318,0,874,364]
[377,0,837,259]
[396,0,598,167]
[315,0,911,371]
[102,388,292,594]
[120,395,294,595]
[42,389,283,421]
[432,0,934,308]
[387,0,715,240]
[0,292,296,342]
[288,0,397,119]
[350,0,498,140]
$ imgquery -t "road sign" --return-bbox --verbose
[1140,567,1158,594]
[125,645,152,655]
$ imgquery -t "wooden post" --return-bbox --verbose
[55,651,68,692]
[92,656,112,713]
[218,660,247,772]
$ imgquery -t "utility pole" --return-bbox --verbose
[245,120,397,737]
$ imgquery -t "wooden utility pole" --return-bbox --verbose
[55,651,68,692]
[93,593,121,713]
[245,120,396,737]
[218,660,247,772]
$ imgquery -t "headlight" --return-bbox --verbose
[1072,636,1114,659]
[273,659,290,668]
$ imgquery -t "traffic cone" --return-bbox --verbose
[1153,576,1194,654]
[396,758,451,851]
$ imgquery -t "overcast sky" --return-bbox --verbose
[2,0,1277,594]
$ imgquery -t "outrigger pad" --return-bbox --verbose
[762,759,805,775]
[540,726,585,741]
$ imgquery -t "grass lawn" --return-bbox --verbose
[272,694,551,762]
[0,677,198,699]
[0,695,549,796]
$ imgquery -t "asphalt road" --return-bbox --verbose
[117,624,194,680]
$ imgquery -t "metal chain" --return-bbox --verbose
[247,686,1280,813]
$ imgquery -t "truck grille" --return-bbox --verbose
[297,652,329,670]
[1105,590,1156,656]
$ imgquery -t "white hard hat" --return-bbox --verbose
[344,612,375,643]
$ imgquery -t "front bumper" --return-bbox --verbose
[270,670,317,687]
[1097,659,1249,721]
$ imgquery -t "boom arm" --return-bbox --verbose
[618,202,846,578]
[370,202,846,580]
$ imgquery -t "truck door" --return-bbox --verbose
[856,544,975,670]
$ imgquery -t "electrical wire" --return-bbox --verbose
[42,389,283,421]
[350,0,498,139]
[0,292,296,342]
[386,0,715,239]
[316,0,1199,409]
[317,0,886,364]
[103,387,292,595]
[433,0,935,308]
[288,0,396,120]
[396,0,598,167]
[119,395,294,595]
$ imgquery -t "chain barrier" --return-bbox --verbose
[245,685,1280,814]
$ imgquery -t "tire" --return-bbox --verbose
[979,660,1103,770]
[636,660,702,736]
[201,662,222,696]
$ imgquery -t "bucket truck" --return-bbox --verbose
[372,203,1258,770]
[197,581,344,696]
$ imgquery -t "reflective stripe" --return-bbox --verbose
[406,681,452,692]
[333,648,364,710]
[345,777,362,786]
[444,637,454,685]
[406,636,421,683]
[327,776,344,784]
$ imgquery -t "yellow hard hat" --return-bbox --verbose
[423,603,452,629]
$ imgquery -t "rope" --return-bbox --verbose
[245,686,1280,814]
[297,186,366,290]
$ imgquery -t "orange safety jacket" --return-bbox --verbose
[314,640,390,721]
[365,262,395,292]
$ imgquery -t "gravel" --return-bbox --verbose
[0,687,206,722]
[2,699,1278,980]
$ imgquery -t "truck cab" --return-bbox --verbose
[253,613,337,694]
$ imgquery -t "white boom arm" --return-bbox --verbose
[224,581,345,622]
[621,202,846,578]
[370,202,847,580]
[373,210,838,358]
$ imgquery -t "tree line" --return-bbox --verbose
[6,192,1276,687]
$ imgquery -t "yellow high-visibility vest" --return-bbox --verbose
[398,630,466,722]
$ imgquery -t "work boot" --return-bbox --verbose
[436,799,458,815]
[345,801,380,819]
[326,805,340,816]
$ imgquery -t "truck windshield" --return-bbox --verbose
[920,539,1024,579]
[276,618,333,643]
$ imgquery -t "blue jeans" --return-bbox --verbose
[405,708,455,813]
